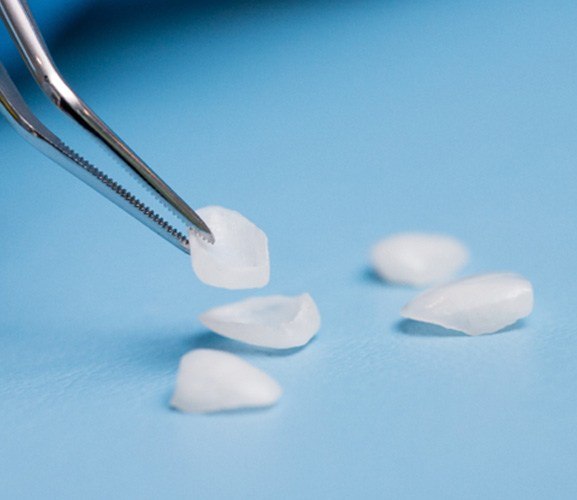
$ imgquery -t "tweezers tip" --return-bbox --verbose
[189,225,215,245]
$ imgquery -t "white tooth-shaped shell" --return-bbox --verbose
[189,206,269,289]
[401,273,534,336]
[371,233,469,287]
[199,294,321,349]
[170,349,282,413]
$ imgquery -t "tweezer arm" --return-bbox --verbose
[0,61,196,253]
[0,0,214,243]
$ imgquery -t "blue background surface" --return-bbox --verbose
[1,0,577,498]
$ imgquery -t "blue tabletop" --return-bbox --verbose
[1,0,577,498]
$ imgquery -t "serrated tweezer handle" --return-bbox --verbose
[0,0,214,251]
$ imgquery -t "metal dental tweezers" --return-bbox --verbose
[0,0,214,252]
